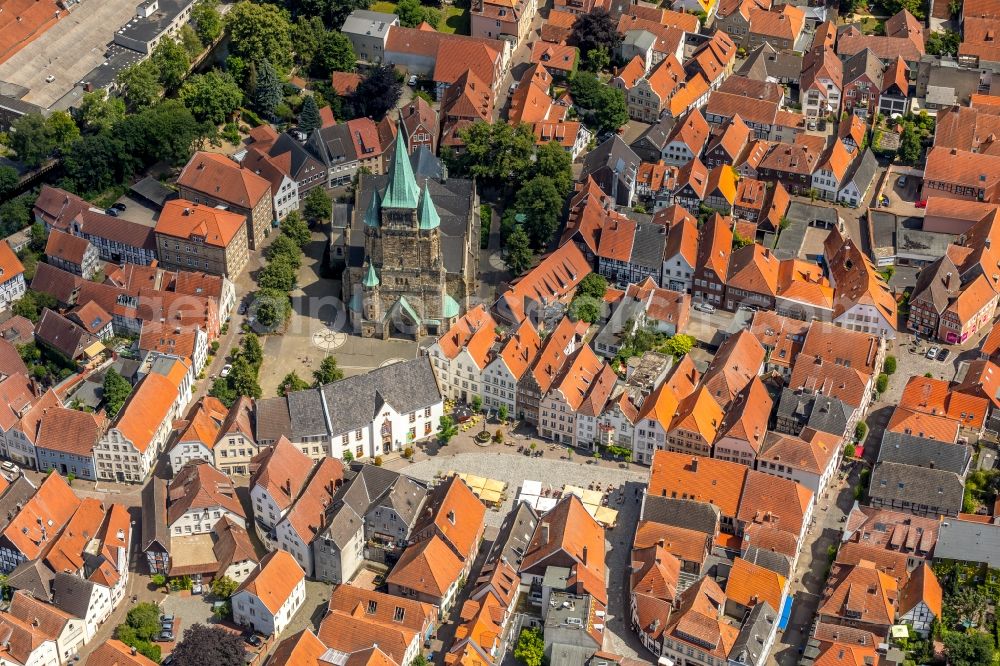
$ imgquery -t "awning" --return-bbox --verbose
[778,596,793,630]
[484,479,505,493]
[83,341,106,359]
[480,489,502,504]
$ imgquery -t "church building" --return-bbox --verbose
[342,129,480,339]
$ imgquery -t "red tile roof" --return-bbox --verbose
[235,550,305,614]
[177,152,271,209]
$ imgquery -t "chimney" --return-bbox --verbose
[690,457,699,472]
[582,545,588,565]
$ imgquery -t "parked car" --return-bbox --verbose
[220,364,233,378]
[191,582,203,595]
[244,632,263,647]
[45,75,55,83]
[112,202,127,212]
[694,301,716,314]
[158,629,174,642]
[105,208,119,217]
[407,75,417,87]
[896,175,907,187]
[1,461,19,475]
[937,348,950,362]
[161,614,174,625]
[926,346,939,359]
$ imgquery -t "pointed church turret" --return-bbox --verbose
[418,179,441,230]
[364,190,381,227]
[381,129,420,209]
[363,261,380,288]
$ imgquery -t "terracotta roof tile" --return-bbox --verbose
[648,451,748,518]
[749,3,805,40]
[412,476,486,562]
[235,550,305,614]
[726,556,785,610]
[268,629,327,666]
[113,371,184,454]
[249,436,313,511]
[387,534,464,598]
[177,152,271,209]
[886,406,960,443]
[4,473,80,561]
[899,562,942,620]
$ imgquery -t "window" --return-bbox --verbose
[367,600,377,614]
[394,606,405,622]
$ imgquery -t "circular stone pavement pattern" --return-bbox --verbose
[379,357,406,368]
[313,329,346,352]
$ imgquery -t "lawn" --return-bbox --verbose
[370,1,469,34]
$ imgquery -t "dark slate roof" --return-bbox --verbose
[130,177,175,209]
[737,43,803,82]
[936,518,1000,567]
[35,309,95,360]
[843,149,879,193]
[878,432,971,476]
[0,477,37,536]
[630,222,670,270]
[318,357,442,438]
[776,389,851,437]
[319,464,427,544]
[485,501,538,571]
[270,133,326,183]
[52,572,95,619]
[909,255,960,315]
[582,135,640,180]
[411,147,444,181]
[631,116,677,153]
[868,461,964,515]
[254,396,292,444]
[372,474,426,528]
[287,388,328,439]
[352,171,475,274]
[842,48,884,88]
[319,502,363,548]
[140,477,169,552]
[7,559,54,602]
[640,495,721,535]
[730,602,778,666]
[742,545,792,578]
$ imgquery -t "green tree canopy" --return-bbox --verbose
[943,631,995,666]
[210,576,239,598]
[241,333,264,371]
[77,91,126,134]
[292,16,326,67]
[179,70,243,124]
[514,176,564,248]
[277,371,310,396]
[346,64,402,120]
[171,623,246,666]
[570,9,621,59]
[124,603,162,642]
[925,29,960,56]
[303,187,332,223]
[151,38,191,90]
[662,334,696,358]
[116,61,162,112]
[395,0,439,27]
[514,627,545,666]
[12,289,56,323]
[569,296,600,323]
[455,122,536,185]
[179,24,204,58]
[228,356,262,399]
[299,94,322,133]
[570,72,628,133]
[254,288,292,329]
[266,234,303,268]
[312,356,344,386]
[191,0,223,42]
[504,225,534,275]
[252,59,283,119]
[9,114,55,167]
[226,2,293,69]
[311,32,357,78]
[281,210,312,248]
[437,415,458,444]
[576,273,608,300]
[0,166,18,197]
[258,256,298,292]
[103,369,132,417]
[532,140,573,196]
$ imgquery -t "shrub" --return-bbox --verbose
[844,443,856,458]
[876,373,889,393]
[855,421,868,442]
[403,447,414,459]
[884,355,897,375]
[374,455,383,466]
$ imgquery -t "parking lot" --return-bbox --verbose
[0,0,142,108]
[878,167,925,217]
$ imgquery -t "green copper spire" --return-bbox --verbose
[418,179,440,230]
[362,262,379,288]
[381,130,419,209]
[363,190,380,227]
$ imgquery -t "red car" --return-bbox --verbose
[915,199,927,208]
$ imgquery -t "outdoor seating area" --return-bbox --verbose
[517,480,621,528]
[439,471,509,507]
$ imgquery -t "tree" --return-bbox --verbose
[576,273,608,300]
[569,72,628,133]
[12,289,57,323]
[277,371,310,396]
[226,1,293,69]
[281,211,312,248]
[292,16,326,68]
[504,225,534,275]
[926,29,961,56]
[103,369,132,417]
[844,443,856,458]
[943,631,994,666]
[569,296,600,323]
[0,166,17,197]
[884,355,897,375]
[514,627,545,666]
[210,576,238,599]
[313,356,344,386]
[192,0,223,42]
[662,334,695,358]
[125,603,162,642]
[151,38,191,90]
[410,656,429,666]
[595,87,629,134]
[732,231,752,249]
[875,373,888,393]
[898,125,922,165]
[311,32,357,78]
[116,61,162,112]
[571,9,621,60]
[532,140,573,196]
[228,356,262,399]
[455,122,536,185]
[396,0,429,26]
[299,95,322,133]
[471,395,483,412]
[266,234,302,267]
[583,46,610,72]
[253,59,283,119]
[171,623,247,666]
[179,70,243,124]
[179,24,204,59]
[437,415,458,444]
[347,64,402,120]
[882,0,925,19]
[254,288,291,328]
[209,376,237,406]
[303,187,332,224]
[45,111,79,151]
[76,91,126,133]
[855,421,868,441]
[258,257,297,292]
[241,333,263,371]
[9,114,55,167]
[498,404,508,421]
[514,176,564,248]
